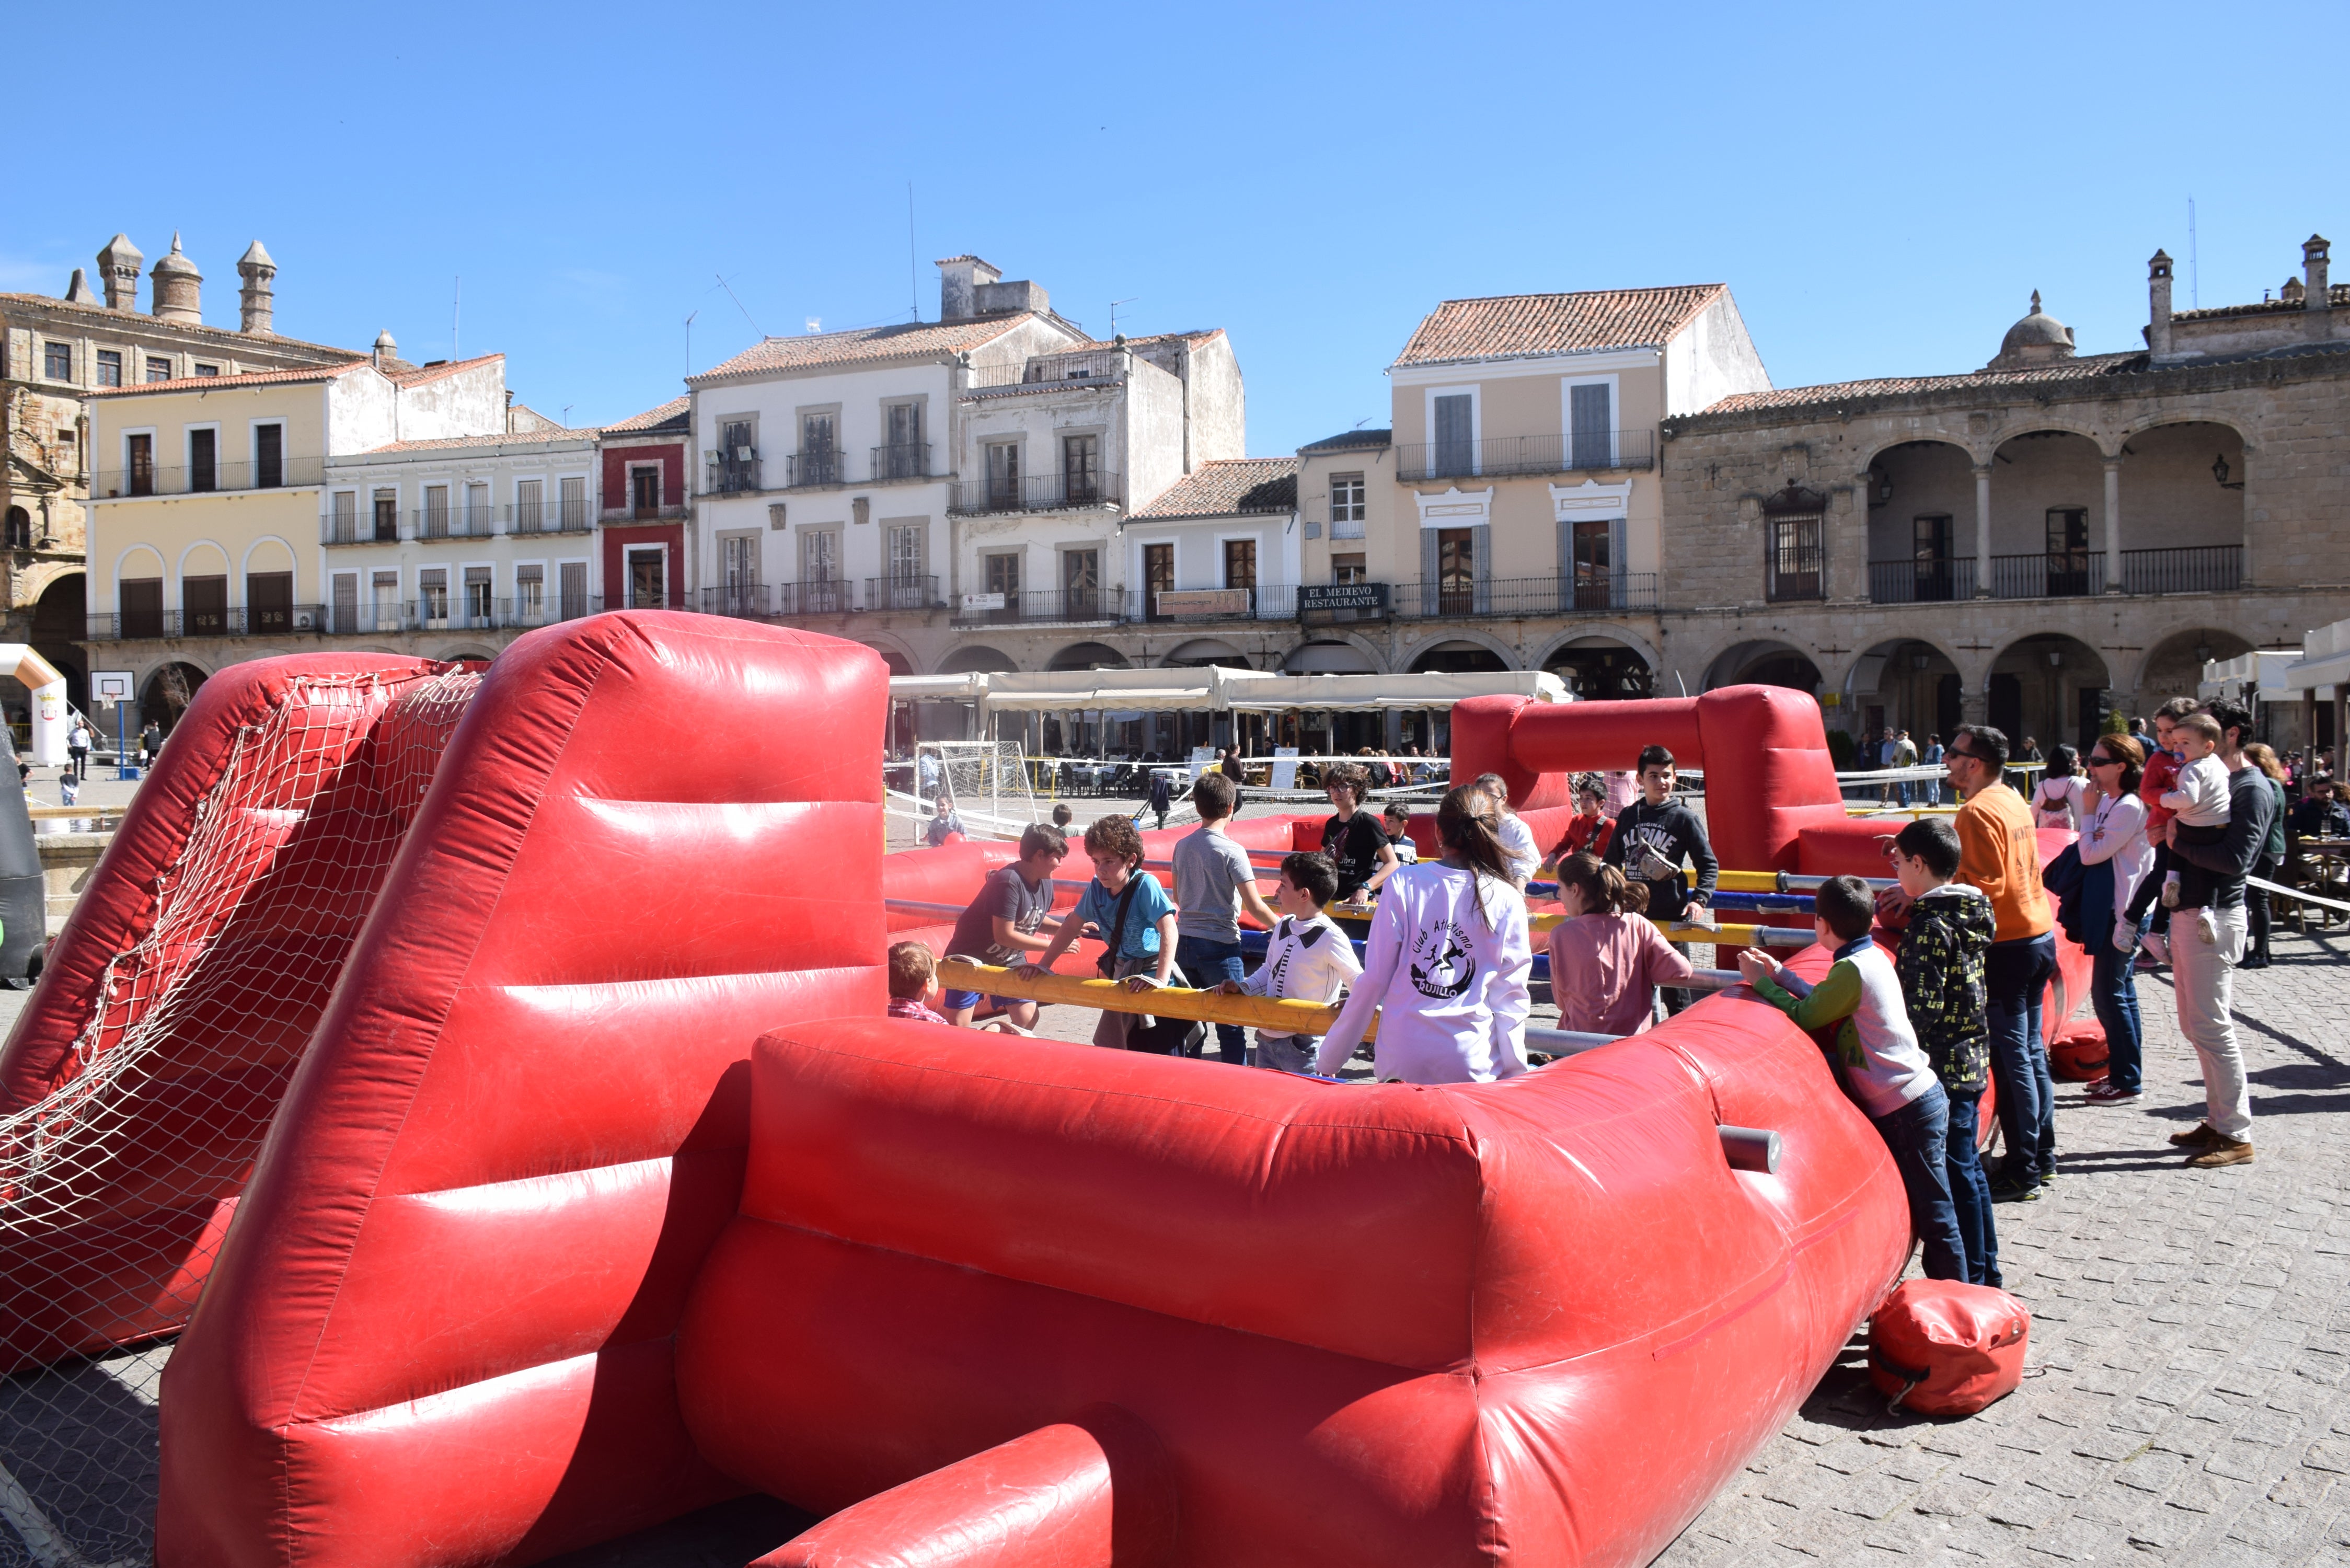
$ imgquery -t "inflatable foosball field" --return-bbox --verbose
[0,617,2093,1567]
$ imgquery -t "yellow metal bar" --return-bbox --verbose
[937,958,1368,1038]
[1714,870,1783,893]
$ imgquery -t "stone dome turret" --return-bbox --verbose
[149,232,203,325]
[1987,290,2075,370]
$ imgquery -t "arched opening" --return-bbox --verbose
[1844,638,1961,754]
[1988,430,2105,597]
[1281,641,1377,675]
[1047,641,1130,672]
[141,662,210,737]
[1986,633,2111,757]
[1273,641,1386,755]
[1161,639,1252,670]
[861,644,913,677]
[1704,639,1822,696]
[2118,422,2246,592]
[1408,639,1508,675]
[31,572,87,713]
[1865,440,1975,601]
[1542,636,1652,700]
[245,538,297,633]
[2139,627,2253,714]
[179,543,231,637]
[936,645,1018,676]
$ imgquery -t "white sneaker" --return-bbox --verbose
[2139,929,2170,966]
[2161,879,2181,909]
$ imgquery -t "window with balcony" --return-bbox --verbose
[799,411,840,486]
[373,489,399,541]
[1063,434,1101,506]
[630,467,661,519]
[1332,552,1367,585]
[330,490,357,543]
[1433,394,1473,477]
[121,578,164,639]
[189,428,217,493]
[43,342,71,382]
[986,443,1021,511]
[1223,538,1257,593]
[465,567,493,624]
[559,476,587,530]
[880,401,925,479]
[985,551,1021,600]
[255,423,284,489]
[1910,513,1955,601]
[145,356,172,383]
[248,571,293,632]
[1436,527,1476,615]
[332,571,359,633]
[514,479,544,534]
[1330,474,1366,537]
[1570,517,1611,608]
[184,574,229,636]
[716,418,757,493]
[2046,506,2092,597]
[419,569,450,626]
[560,561,589,619]
[373,570,401,630]
[797,530,841,610]
[96,350,122,387]
[629,547,669,609]
[1143,543,1174,621]
[461,481,488,536]
[516,564,545,624]
[1568,382,1613,469]
[1062,547,1100,620]
[422,484,451,538]
[127,433,154,497]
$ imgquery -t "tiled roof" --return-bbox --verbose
[354,428,591,455]
[2173,284,2350,321]
[1132,458,1300,519]
[1393,284,1726,367]
[388,352,503,386]
[1115,328,1225,349]
[690,317,1047,383]
[1702,351,2151,414]
[601,395,688,434]
[87,360,369,396]
[0,292,361,359]
[1299,428,1392,453]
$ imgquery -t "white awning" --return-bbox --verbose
[2199,649,2307,705]
[981,668,1220,712]
[1220,670,1570,712]
[889,673,990,701]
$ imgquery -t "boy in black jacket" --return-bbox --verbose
[1605,744,1718,1015]
[1889,816,2000,1287]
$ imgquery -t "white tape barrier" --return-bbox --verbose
[2250,874,2350,917]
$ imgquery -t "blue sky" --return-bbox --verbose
[11,2,2334,452]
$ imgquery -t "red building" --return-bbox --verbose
[597,397,689,609]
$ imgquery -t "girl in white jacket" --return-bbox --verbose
[1318,786,1533,1083]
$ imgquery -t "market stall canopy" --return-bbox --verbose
[888,673,990,701]
[1220,670,1570,712]
[2198,649,2306,706]
[981,668,1222,713]
[2277,616,2350,697]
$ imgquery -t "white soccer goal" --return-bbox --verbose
[907,741,1038,840]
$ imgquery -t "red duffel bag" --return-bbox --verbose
[1868,1279,2030,1416]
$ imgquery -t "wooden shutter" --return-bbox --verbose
[1471,524,1492,615]
[1420,527,1441,615]
[1434,395,1473,475]
[1570,384,1611,468]
[256,423,284,488]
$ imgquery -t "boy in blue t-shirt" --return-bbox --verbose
[1022,813,1178,1048]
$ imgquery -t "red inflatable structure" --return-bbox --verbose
[4,621,2064,1565]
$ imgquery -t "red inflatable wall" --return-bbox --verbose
[157,614,886,1568]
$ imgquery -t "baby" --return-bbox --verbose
[2157,712,2230,943]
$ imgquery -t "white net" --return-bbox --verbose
[0,666,480,1568]
[911,741,1036,840]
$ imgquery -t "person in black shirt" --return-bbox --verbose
[1604,744,1719,1014]
[1321,761,1398,906]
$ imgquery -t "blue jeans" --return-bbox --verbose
[1922,779,1941,806]
[2091,919,2146,1093]
[1943,1088,2000,1287]
[1871,1083,1966,1283]
[1986,932,2057,1186]
[1896,780,1913,806]
[1175,936,1247,1062]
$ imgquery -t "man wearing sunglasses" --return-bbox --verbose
[1883,722,2056,1202]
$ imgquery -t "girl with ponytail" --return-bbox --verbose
[1548,851,1694,1037]
[1316,786,1532,1084]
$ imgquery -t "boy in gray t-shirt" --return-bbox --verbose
[1171,772,1279,1063]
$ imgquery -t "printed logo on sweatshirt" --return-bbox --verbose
[1409,919,1475,999]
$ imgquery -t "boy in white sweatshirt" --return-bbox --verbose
[2158,712,2231,943]
[1223,852,1363,1073]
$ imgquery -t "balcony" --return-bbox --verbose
[774,580,855,616]
[321,514,403,546]
[413,506,499,541]
[597,502,690,525]
[411,595,606,633]
[1863,545,2242,603]
[869,443,932,482]
[1389,574,1660,619]
[964,351,1129,394]
[511,500,596,536]
[2123,545,2241,595]
[89,598,605,640]
[1868,558,1979,604]
[701,585,771,619]
[1396,432,1653,483]
[865,574,940,613]
[705,459,762,495]
[786,449,847,489]
[96,456,326,498]
[88,605,328,640]
[955,587,1126,627]
[949,471,1122,516]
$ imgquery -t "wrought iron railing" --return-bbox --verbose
[2122,544,2241,595]
[950,471,1122,515]
[705,459,762,495]
[1389,573,1660,618]
[88,605,328,639]
[1868,558,1978,604]
[511,500,597,534]
[869,443,932,482]
[700,585,771,618]
[413,506,498,540]
[788,449,847,488]
[1396,431,1654,482]
[865,574,940,612]
[95,456,326,498]
[775,580,855,615]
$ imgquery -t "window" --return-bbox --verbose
[4,510,28,550]
[464,481,490,536]
[799,411,839,486]
[127,433,155,497]
[882,402,924,478]
[720,535,760,614]
[1433,393,1473,476]
[1062,548,1100,619]
[422,483,451,538]
[1568,382,1613,469]
[630,466,661,518]
[559,475,586,530]
[717,418,757,492]
[372,570,401,630]
[42,342,71,381]
[629,547,669,609]
[1063,434,1100,505]
[193,364,219,377]
[255,423,284,489]
[1910,514,1955,601]
[332,572,359,633]
[1143,543,1174,620]
[248,571,293,633]
[984,551,1021,599]
[1571,517,1611,609]
[2046,506,2092,597]
[1332,552,1367,585]
[96,350,122,387]
[515,564,546,624]
[146,355,172,383]
[373,489,399,541]
[418,569,450,625]
[514,478,544,534]
[882,523,926,608]
[986,442,1021,510]
[189,428,217,493]
[184,574,229,636]
[559,561,588,619]
[1222,537,1257,592]
[1330,474,1366,538]
[464,567,493,624]
[121,578,165,639]
[330,490,357,544]
[1436,528,1476,614]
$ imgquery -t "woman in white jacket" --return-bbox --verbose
[2078,734,2156,1106]
[1317,786,1532,1083]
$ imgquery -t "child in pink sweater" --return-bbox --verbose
[1547,852,1694,1036]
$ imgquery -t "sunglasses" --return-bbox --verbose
[2088,754,2119,767]
[1943,747,1982,763]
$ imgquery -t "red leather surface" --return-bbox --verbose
[748,1415,1171,1568]
[157,614,888,1568]
[1868,1279,2030,1416]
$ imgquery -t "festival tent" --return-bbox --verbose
[1219,669,1568,712]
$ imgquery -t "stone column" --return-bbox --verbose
[2102,457,2123,593]
[1973,463,1994,597]
[1962,687,1989,725]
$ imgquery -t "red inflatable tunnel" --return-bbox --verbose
[156,621,1913,1568]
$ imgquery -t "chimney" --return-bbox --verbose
[149,232,203,326]
[237,240,277,335]
[373,329,399,371]
[2305,234,2332,319]
[936,255,1000,321]
[63,268,98,306]
[2146,249,2174,358]
[96,234,143,311]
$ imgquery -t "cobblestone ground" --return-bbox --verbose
[1660,923,2350,1567]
